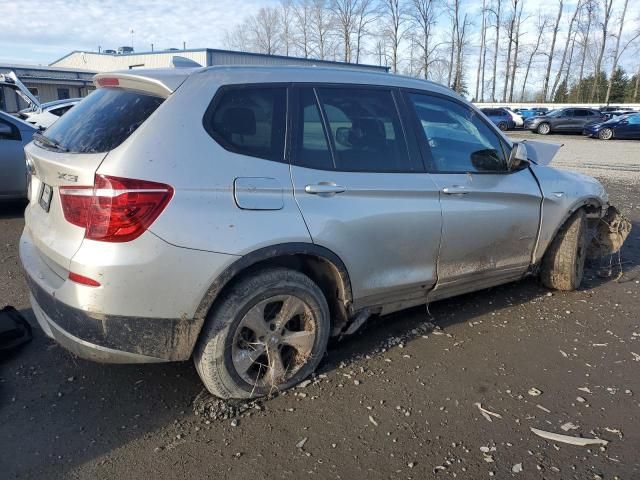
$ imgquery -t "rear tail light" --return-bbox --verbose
[59,175,173,242]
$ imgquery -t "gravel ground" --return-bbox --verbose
[1,134,639,479]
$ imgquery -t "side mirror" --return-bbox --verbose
[508,142,529,171]
[0,123,13,136]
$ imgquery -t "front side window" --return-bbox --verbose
[206,86,286,162]
[407,93,508,173]
[626,114,640,125]
[315,88,416,172]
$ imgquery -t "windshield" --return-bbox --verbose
[40,88,164,153]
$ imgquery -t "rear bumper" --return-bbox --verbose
[29,290,166,363]
[26,275,184,363]
[19,224,238,363]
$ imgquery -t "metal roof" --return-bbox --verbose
[51,48,390,73]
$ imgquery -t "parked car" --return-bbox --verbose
[504,108,524,127]
[0,110,36,200]
[583,112,640,140]
[601,109,637,121]
[524,108,604,134]
[19,98,82,129]
[480,107,515,130]
[21,66,610,399]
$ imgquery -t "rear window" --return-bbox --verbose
[41,88,164,153]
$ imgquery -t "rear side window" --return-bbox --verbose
[313,87,416,172]
[42,88,164,153]
[205,86,286,162]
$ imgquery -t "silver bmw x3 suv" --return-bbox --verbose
[20,66,609,399]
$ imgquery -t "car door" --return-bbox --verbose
[289,85,442,309]
[553,109,574,131]
[0,117,28,197]
[614,115,640,139]
[403,91,542,300]
[573,109,596,131]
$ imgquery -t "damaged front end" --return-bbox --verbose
[587,205,632,264]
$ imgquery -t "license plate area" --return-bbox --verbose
[39,183,53,212]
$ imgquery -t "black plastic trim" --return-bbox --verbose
[194,242,353,322]
[26,275,194,361]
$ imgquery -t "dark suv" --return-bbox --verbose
[524,108,604,135]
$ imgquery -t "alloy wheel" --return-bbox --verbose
[231,295,317,390]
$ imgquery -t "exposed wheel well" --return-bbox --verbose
[193,245,353,350]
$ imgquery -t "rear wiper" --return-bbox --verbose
[33,132,68,152]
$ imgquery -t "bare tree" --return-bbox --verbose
[502,0,519,102]
[354,0,378,63]
[489,0,502,101]
[446,0,463,88]
[311,0,332,59]
[589,0,614,102]
[410,0,440,80]
[475,0,487,100]
[575,0,595,101]
[280,0,295,56]
[604,0,629,103]
[293,0,314,58]
[542,0,564,101]
[520,12,549,101]
[634,64,640,102]
[381,0,408,73]
[508,1,524,102]
[453,13,471,92]
[250,7,282,55]
[550,0,582,101]
[331,0,357,62]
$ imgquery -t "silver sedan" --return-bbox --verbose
[0,110,36,200]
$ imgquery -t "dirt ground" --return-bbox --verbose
[1,132,639,480]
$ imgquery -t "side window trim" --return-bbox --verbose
[313,87,338,169]
[401,88,512,175]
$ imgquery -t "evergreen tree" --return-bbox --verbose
[554,79,569,103]
[608,67,627,103]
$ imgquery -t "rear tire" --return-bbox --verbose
[598,128,613,140]
[537,122,551,135]
[540,210,589,291]
[498,121,508,131]
[194,268,330,399]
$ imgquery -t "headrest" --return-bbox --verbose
[221,107,256,136]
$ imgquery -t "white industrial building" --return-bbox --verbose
[51,48,389,73]
[0,64,95,112]
[1,48,387,113]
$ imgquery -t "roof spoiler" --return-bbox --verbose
[0,71,42,113]
[171,56,202,68]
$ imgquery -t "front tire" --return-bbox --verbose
[194,268,330,399]
[598,128,613,140]
[498,121,508,131]
[537,122,551,135]
[540,210,589,291]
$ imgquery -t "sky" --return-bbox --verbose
[0,0,638,94]
[0,0,279,65]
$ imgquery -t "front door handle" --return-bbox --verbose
[442,185,470,195]
[305,183,346,196]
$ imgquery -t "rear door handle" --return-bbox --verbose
[442,185,470,195]
[304,183,346,196]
